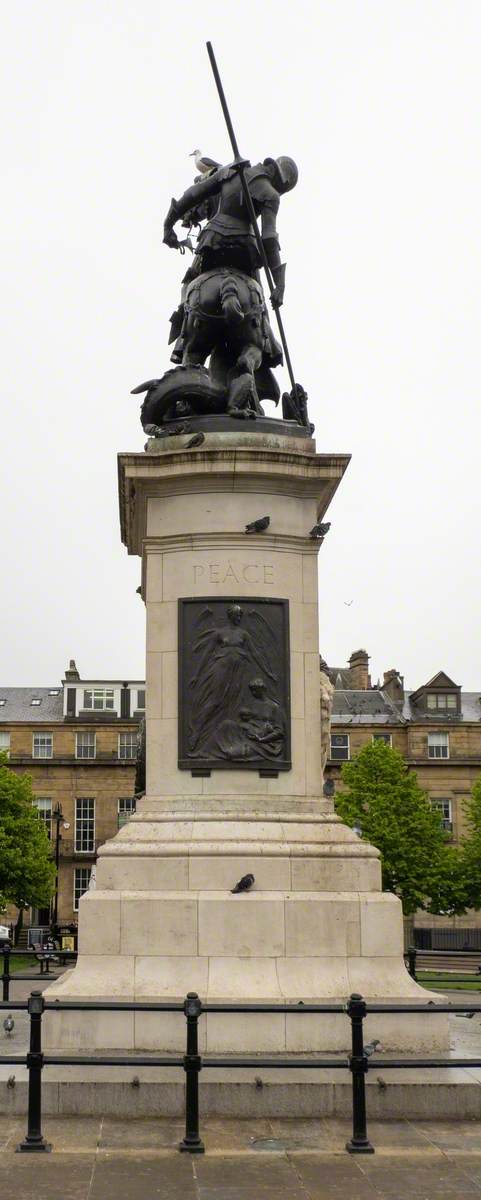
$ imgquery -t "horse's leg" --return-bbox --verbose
[177,312,210,366]
[227,342,263,417]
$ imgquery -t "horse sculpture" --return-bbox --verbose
[134,265,282,430]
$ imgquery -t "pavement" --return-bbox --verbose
[2,1115,481,1198]
[2,975,481,1195]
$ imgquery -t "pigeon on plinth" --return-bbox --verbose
[245,516,270,534]
[231,874,255,894]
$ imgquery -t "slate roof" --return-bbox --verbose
[0,688,64,722]
[332,688,481,725]
[331,689,403,725]
[403,691,481,723]
[327,668,354,688]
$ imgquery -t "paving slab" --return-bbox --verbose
[194,1153,310,1199]
[357,1154,481,1198]
[0,1152,93,1200]
[1,1117,481,1199]
[292,1155,382,1198]
[89,1154,197,1200]
[99,1116,184,1149]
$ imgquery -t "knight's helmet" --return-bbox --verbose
[264,156,299,195]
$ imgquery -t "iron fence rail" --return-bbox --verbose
[2,947,78,1000]
[406,945,481,987]
[1,989,481,1157]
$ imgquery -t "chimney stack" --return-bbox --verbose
[348,649,370,690]
[382,668,404,706]
[64,659,80,681]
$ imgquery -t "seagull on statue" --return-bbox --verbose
[189,149,221,175]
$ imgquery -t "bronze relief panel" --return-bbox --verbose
[178,598,291,771]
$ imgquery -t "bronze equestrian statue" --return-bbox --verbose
[133,150,312,433]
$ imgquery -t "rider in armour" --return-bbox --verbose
[162,156,298,393]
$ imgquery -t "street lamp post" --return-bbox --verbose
[51,803,63,929]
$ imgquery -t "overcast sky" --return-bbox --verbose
[1,1,480,690]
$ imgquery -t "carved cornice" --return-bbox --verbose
[118,444,350,556]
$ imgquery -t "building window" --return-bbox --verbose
[83,688,115,711]
[73,867,92,910]
[76,732,96,760]
[330,734,350,761]
[134,689,145,711]
[0,732,10,758]
[33,797,52,838]
[33,733,53,759]
[426,694,457,711]
[428,732,449,759]
[75,798,95,853]
[118,797,136,828]
[118,731,137,761]
[372,733,392,746]
[431,798,453,832]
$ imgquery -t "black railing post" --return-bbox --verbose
[345,993,374,1154]
[408,946,417,980]
[17,991,51,1153]
[2,945,10,1002]
[179,992,205,1154]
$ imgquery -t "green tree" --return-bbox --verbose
[458,775,481,911]
[0,754,55,939]
[334,739,460,916]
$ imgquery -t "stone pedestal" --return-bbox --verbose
[44,428,448,1056]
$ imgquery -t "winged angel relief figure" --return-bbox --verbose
[187,602,286,762]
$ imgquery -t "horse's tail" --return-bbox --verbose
[219,273,244,325]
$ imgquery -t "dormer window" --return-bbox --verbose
[426,694,458,711]
[83,688,115,711]
[410,672,461,716]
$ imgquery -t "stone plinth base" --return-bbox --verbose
[44,800,449,1054]
[43,431,448,1062]
[2,1065,480,1120]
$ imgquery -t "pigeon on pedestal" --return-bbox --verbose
[231,874,255,894]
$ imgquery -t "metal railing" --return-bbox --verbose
[406,946,481,987]
[2,947,78,998]
[2,984,481,1156]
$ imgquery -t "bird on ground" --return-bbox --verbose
[231,873,255,894]
[245,516,270,534]
[309,521,331,540]
[189,149,221,175]
[186,432,205,449]
[364,1038,381,1057]
[3,1015,14,1037]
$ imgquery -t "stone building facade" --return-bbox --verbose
[3,647,481,938]
[0,662,143,931]
[325,650,481,934]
